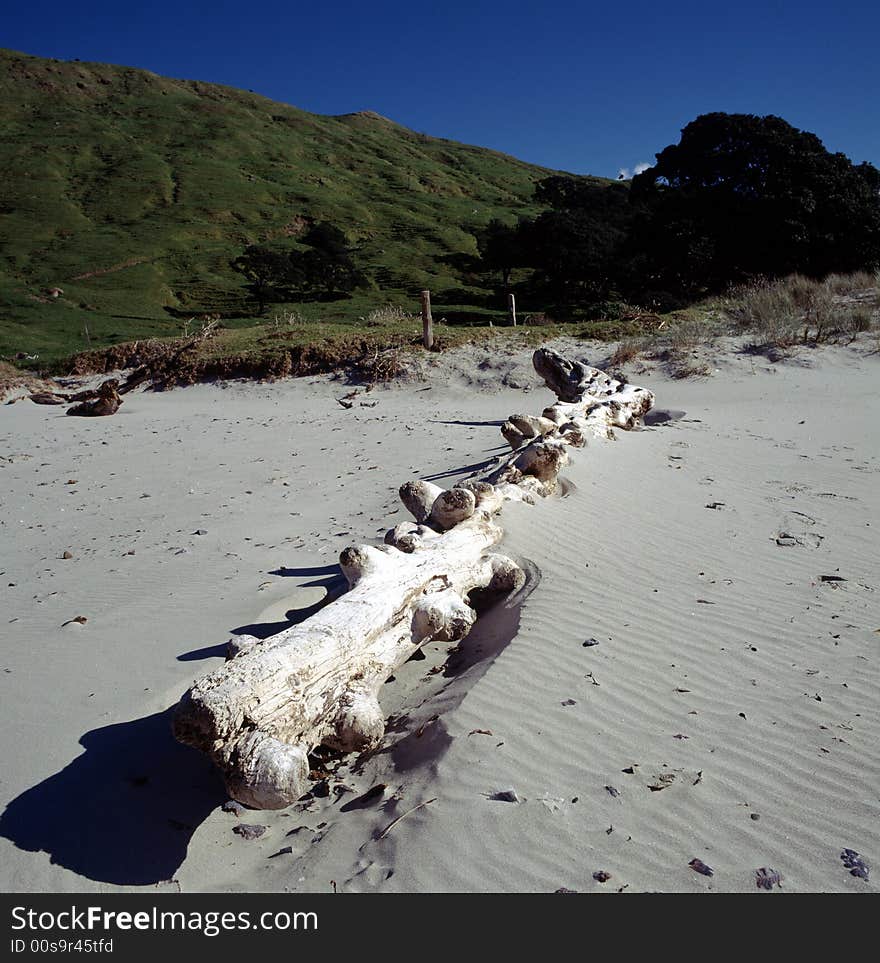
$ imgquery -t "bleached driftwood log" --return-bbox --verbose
[488,347,655,494]
[173,346,653,809]
[174,506,523,808]
[503,347,654,446]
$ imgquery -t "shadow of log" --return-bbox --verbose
[446,556,541,679]
[350,559,540,785]
[428,419,507,428]
[422,458,499,482]
[268,564,341,578]
[230,574,345,640]
[643,408,686,426]
[177,643,228,662]
[0,708,224,886]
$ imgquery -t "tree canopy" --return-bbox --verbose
[231,221,365,310]
[230,246,296,313]
[475,219,525,295]
[628,113,880,289]
[293,222,365,297]
[484,113,880,314]
[523,179,632,306]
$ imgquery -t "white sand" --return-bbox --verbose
[1,338,878,893]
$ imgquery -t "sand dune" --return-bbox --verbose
[1,338,877,892]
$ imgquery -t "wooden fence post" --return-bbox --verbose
[421,290,434,348]
[508,293,517,327]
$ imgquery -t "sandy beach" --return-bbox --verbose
[1,336,878,893]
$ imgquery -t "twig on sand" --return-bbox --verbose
[375,798,437,841]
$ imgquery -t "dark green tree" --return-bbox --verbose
[518,179,633,307]
[291,221,365,298]
[628,113,880,291]
[301,221,350,256]
[232,222,365,308]
[475,219,526,295]
[230,245,298,313]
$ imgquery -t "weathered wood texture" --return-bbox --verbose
[173,347,653,808]
[487,347,655,495]
[504,347,655,448]
[175,510,522,809]
[421,289,433,349]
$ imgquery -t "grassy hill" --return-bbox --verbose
[0,48,606,364]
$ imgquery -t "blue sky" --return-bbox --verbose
[3,0,878,178]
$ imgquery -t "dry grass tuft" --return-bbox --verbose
[670,360,712,379]
[845,306,874,335]
[362,304,415,327]
[606,338,644,367]
[823,270,877,295]
[668,316,719,351]
[271,309,308,328]
[726,272,879,354]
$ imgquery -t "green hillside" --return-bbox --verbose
[0,48,604,363]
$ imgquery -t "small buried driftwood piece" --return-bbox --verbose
[66,379,123,417]
[173,347,654,808]
[30,376,129,414]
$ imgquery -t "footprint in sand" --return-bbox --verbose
[347,859,395,889]
[774,510,825,548]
